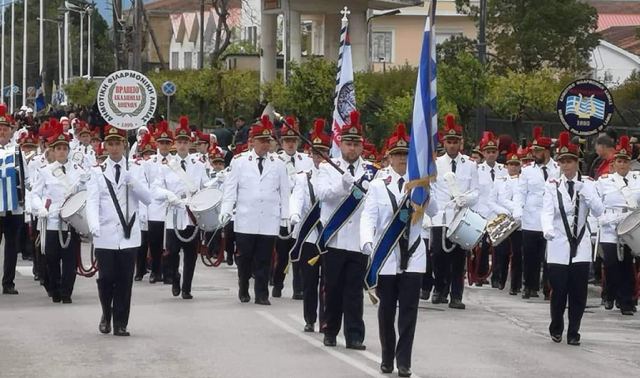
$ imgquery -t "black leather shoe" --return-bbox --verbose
[62,297,72,304]
[226,255,234,266]
[449,299,466,310]
[99,316,111,334]
[621,309,634,316]
[2,287,18,295]
[182,292,193,300]
[509,289,518,296]
[491,281,500,289]
[498,283,505,290]
[419,289,430,301]
[292,291,304,300]
[323,335,337,347]
[522,289,531,299]
[567,336,580,346]
[380,363,393,374]
[345,341,366,350]
[474,282,483,287]
[113,327,130,337]
[398,367,412,377]
[149,274,159,284]
[134,275,143,282]
[439,296,449,304]
[544,293,550,301]
[431,292,441,304]
[163,277,173,285]
[33,274,40,281]
[530,290,540,298]
[551,334,562,343]
[272,287,282,298]
[52,296,62,303]
[255,298,271,305]
[604,300,614,310]
[304,323,314,332]
[239,292,251,303]
[172,275,181,297]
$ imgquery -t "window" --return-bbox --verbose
[184,52,193,69]
[435,31,464,45]
[371,31,393,63]
[171,52,179,70]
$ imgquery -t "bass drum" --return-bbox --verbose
[187,188,223,232]
[60,191,90,237]
[446,208,487,251]
[616,210,640,257]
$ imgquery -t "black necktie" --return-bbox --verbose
[451,160,457,173]
[114,163,121,184]
[258,157,264,174]
[567,180,574,199]
[290,155,296,167]
[348,164,355,177]
[61,165,66,175]
[181,160,187,171]
[542,166,548,181]
[624,177,629,186]
[490,168,495,182]
[398,177,405,193]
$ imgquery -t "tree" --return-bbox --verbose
[455,0,600,73]
[64,78,99,107]
[438,51,489,136]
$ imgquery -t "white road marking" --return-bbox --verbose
[287,313,423,378]
[257,310,381,377]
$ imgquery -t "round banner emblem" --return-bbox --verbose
[556,79,614,136]
[97,70,158,130]
[337,81,356,124]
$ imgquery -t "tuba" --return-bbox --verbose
[485,213,520,246]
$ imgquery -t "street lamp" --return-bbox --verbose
[367,9,400,71]
[58,1,95,81]
[38,17,65,88]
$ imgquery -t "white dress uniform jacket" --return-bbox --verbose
[316,157,374,252]
[86,157,152,250]
[71,144,97,169]
[595,172,640,243]
[289,167,320,241]
[489,174,519,216]
[31,160,85,231]
[541,175,604,265]
[278,151,314,187]
[221,150,290,236]
[153,154,209,231]
[513,159,560,231]
[360,168,438,275]
[473,161,508,220]
[144,154,170,222]
[430,153,479,227]
[130,159,150,231]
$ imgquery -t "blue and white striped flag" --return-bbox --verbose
[330,8,356,158]
[407,1,438,219]
[35,75,46,113]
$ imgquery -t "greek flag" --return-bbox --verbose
[330,10,356,158]
[565,95,606,120]
[0,150,19,212]
[406,1,438,219]
[35,76,46,113]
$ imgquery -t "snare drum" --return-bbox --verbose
[446,208,487,250]
[616,210,640,257]
[60,191,90,237]
[187,188,223,232]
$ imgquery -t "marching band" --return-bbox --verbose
[2,102,640,374]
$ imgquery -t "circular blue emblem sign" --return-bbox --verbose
[557,79,615,136]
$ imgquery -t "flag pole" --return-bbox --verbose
[1,0,5,103]
[10,0,14,112]
[22,0,27,107]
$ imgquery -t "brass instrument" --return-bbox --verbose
[485,213,520,246]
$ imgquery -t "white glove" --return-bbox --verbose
[290,214,301,226]
[166,192,181,206]
[342,172,355,188]
[454,195,467,208]
[79,172,91,183]
[362,242,374,256]
[37,208,48,218]
[543,231,555,241]
[219,212,232,225]
[90,227,101,238]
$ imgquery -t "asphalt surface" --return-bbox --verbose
[1,249,639,378]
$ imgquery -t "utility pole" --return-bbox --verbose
[475,0,487,139]
[132,0,142,71]
[113,0,123,70]
[64,1,70,84]
[199,0,205,128]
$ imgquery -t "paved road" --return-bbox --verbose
[1,254,639,378]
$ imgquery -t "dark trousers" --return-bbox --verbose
[205,229,223,256]
[377,273,422,369]
[522,230,546,292]
[96,248,136,328]
[274,226,302,293]
[18,220,30,258]
[2,213,22,289]
[323,248,367,343]
[166,227,199,294]
[421,239,434,294]
[45,230,78,299]
[135,230,149,277]
[548,262,589,339]
[224,221,236,261]
[431,227,466,300]
[300,242,324,325]
[601,243,636,311]
[235,232,276,300]
[493,231,523,290]
[147,221,165,278]
[478,236,491,284]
